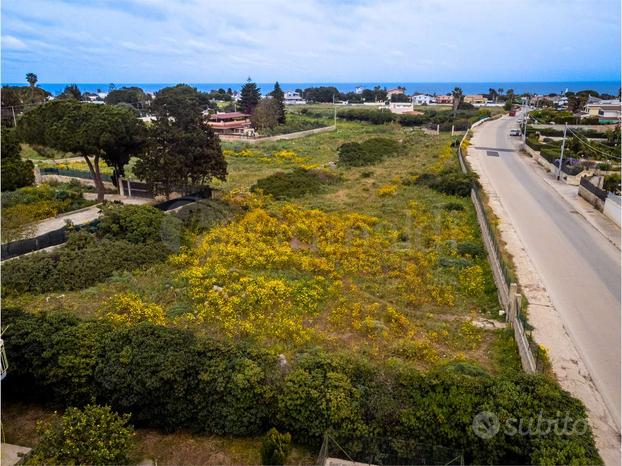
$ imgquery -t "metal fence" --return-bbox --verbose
[316,434,464,466]
[40,167,113,182]
[458,123,541,374]
[1,190,211,261]
[580,176,607,202]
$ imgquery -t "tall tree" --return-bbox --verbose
[151,84,211,128]
[488,88,498,102]
[17,100,144,201]
[451,87,463,117]
[135,90,226,198]
[239,77,261,114]
[25,72,38,103]
[270,82,286,124]
[251,98,281,131]
[1,127,34,191]
[59,84,82,101]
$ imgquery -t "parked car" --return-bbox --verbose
[509,129,521,136]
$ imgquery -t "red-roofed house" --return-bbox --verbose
[207,112,253,136]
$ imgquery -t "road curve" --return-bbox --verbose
[470,115,621,430]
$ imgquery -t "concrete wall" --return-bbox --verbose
[578,184,606,210]
[220,125,335,144]
[530,124,617,132]
[603,193,621,227]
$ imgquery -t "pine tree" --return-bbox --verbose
[271,81,286,124]
[239,77,261,114]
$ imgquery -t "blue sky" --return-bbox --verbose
[1,0,620,83]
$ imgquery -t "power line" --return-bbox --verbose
[566,127,621,160]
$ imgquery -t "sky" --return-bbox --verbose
[1,0,621,84]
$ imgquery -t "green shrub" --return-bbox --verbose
[457,241,485,258]
[415,170,475,197]
[603,173,621,193]
[338,108,395,125]
[96,203,180,244]
[1,233,168,294]
[261,428,292,465]
[251,168,339,199]
[338,138,401,167]
[2,311,602,466]
[24,404,133,466]
[442,202,464,211]
[1,128,34,192]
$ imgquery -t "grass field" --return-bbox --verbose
[5,120,519,374]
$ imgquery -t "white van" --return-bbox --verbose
[509,129,521,136]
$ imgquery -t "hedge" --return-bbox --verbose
[2,309,602,466]
[338,138,402,167]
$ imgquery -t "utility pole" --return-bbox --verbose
[522,97,529,143]
[557,123,568,180]
[11,106,17,126]
[333,94,337,127]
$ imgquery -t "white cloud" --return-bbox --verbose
[2,34,27,50]
[0,0,620,82]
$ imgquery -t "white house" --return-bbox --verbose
[412,94,434,105]
[284,91,306,105]
[355,86,364,95]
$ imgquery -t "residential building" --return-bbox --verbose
[464,94,487,105]
[412,93,434,105]
[434,95,454,104]
[386,88,405,99]
[355,86,364,95]
[207,111,253,136]
[583,99,621,123]
[283,91,306,105]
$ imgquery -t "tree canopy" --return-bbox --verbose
[239,78,261,114]
[1,127,34,191]
[16,100,145,201]
[135,88,227,197]
[105,86,149,109]
[151,84,211,127]
[270,82,286,124]
[251,98,281,131]
[58,84,82,100]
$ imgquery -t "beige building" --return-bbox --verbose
[433,95,454,104]
[464,94,487,105]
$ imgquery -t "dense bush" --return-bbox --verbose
[261,428,292,465]
[338,108,395,125]
[337,138,401,167]
[251,168,339,199]
[1,233,169,294]
[415,170,475,197]
[2,128,34,191]
[96,203,181,244]
[24,404,134,466]
[2,310,602,465]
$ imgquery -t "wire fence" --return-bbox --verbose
[458,120,542,374]
[317,434,464,466]
[39,167,113,182]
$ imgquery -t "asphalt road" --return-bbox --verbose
[471,115,621,429]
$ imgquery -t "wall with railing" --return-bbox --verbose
[458,120,540,373]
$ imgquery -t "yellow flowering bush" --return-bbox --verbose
[377,184,398,197]
[173,203,457,350]
[101,293,166,325]
[458,264,485,296]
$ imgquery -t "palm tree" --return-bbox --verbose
[26,72,38,88]
[26,72,38,103]
[452,87,463,117]
[489,88,498,103]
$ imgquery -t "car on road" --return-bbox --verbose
[509,129,521,136]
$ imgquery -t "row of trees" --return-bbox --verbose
[16,84,228,201]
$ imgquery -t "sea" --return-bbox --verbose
[3,81,620,96]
